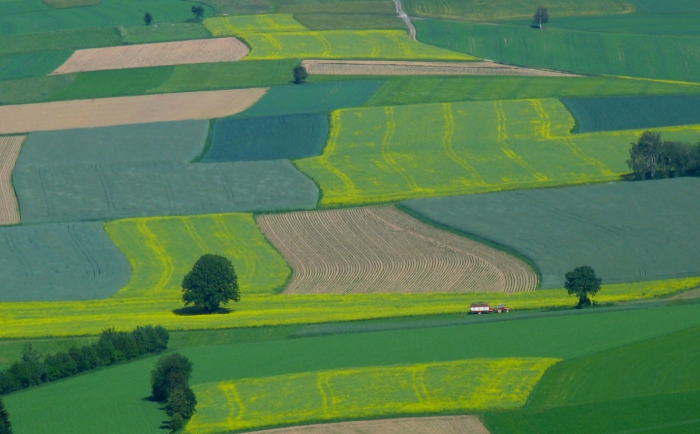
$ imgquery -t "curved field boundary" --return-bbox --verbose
[0,221,131,302]
[50,37,249,75]
[257,206,537,294]
[302,59,581,77]
[0,136,25,225]
[187,358,558,433]
[0,88,267,133]
[242,416,490,434]
[203,14,307,36]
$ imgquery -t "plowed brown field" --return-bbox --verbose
[0,136,25,225]
[301,59,580,76]
[244,416,490,434]
[51,38,250,74]
[0,89,267,133]
[257,206,537,294]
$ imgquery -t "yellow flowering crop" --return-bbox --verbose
[186,358,559,433]
[203,15,308,36]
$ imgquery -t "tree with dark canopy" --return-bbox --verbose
[628,131,700,180]
[182,254,240,313]
[293,65,308,84]
[533,7,549,29]
[565,266,602,308]
[191,5,205,20]
[144,12,153,25]
[151,353,193,402]
[0,398,12,434]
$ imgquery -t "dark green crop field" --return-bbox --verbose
[0,222,131,301]
[562,95,700,132]
[0,51,71,81]
[204,113,329,162]
[404,178,700,288]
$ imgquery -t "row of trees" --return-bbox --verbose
[0,325,169,395]
[151,354,197,432]
[628,131,700,180]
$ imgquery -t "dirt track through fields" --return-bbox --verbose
[0,89,267,133]
[0,136,25,225]
[245,415,491,434]
[51,38,249,74]
[257,206,537,294]
[392,0,416,40]
[302,59,581,76]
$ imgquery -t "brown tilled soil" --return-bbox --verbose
[51,37,250,74]
[257,206,538,294]
[302,59,580,77]
[0,136,25,225]
[0,89,267,133]
[244,415,491,434]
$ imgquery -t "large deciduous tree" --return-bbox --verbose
[191,5,205,20]
[533,7,549,29]
[565,266,602,308]
[293,65,308,84]
[182,254,240,313]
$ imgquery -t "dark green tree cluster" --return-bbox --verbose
[0,398,11,434]
[182,254,240,313]
[565,266,602,308]
[151,354,197,432]
[191,5,205,20]
[628,131,700,180]
[0,325,168,395]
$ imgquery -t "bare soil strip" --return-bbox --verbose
[257,206,537,294]
[245,415,491,434]
[302,59,581,77]
[51,37,250,75]
[0,89,267,133]
[0,136,25,225]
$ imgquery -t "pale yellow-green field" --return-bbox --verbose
[204,14,308,36]
[0,277,695,339]
[186,358,559,433]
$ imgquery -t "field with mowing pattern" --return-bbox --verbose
[295,98,700,205]
[0,51,72,80]
[0,136,24,225]
[404,178,700,288]
[204,14,308,35]
[242,416,490,434]
[258,206,537,294]
[188,359,558,433]
[105,213,291,299]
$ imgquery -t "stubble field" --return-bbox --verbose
[0,135,25,225]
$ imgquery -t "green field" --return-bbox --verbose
[483,325,700,433]
[0,27,122,56]
[105,213,291,299]
[286,2,404,31]
[188,358,558,433]
[119,22,211,43]
[295,98,700,205]
[416,19,700,83]
[6,302,700,433]
[404,178,700,288]
[203,14,308,35]
[0,51,72,80]
[539,12,700,36]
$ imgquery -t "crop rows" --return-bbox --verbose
[243,416,490,434]
[0,136,24,225]
[203,14,308,36]
[187,358,559,433]
[258,206,537,294]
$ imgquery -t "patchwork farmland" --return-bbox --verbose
[1,0,700,433]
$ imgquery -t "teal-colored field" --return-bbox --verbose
[415,19,700,83]
[404,178,700,288]
[6,302,700,433]
[0,51,71,80]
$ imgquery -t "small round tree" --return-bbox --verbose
[191,5,205,20]
[181,254,239,313]
[293,65,308,84]
[564,266,602,308]
[144,12,153,25]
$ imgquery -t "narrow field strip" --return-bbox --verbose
[204,14,308,35]
[105,213,290,299]
[295,98,700,205]
[302,60,580,77]
[0,88,267,133]
[0,277,695,338]
[257,206,537,294]
[0,136,24,225]
[187,358,558,433]
[50,38,249,74]
[242,415,490,434]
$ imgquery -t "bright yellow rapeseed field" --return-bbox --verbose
[203,14,308,36]
[186,358,559,433]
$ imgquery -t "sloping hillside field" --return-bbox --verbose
[187,358,558,433]
[403,178,700,288]
[295,98,700,205]
[0,222,131,301]
[0,135,24,225]
[0,88,267,133]
[257,206,537,294]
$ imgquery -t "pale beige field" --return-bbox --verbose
[0,89,267,133]
[51,37,250,74]
[301,59,580,76]
[257,206,537,294]
[0,136,25,225]
[244,415,491,434]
